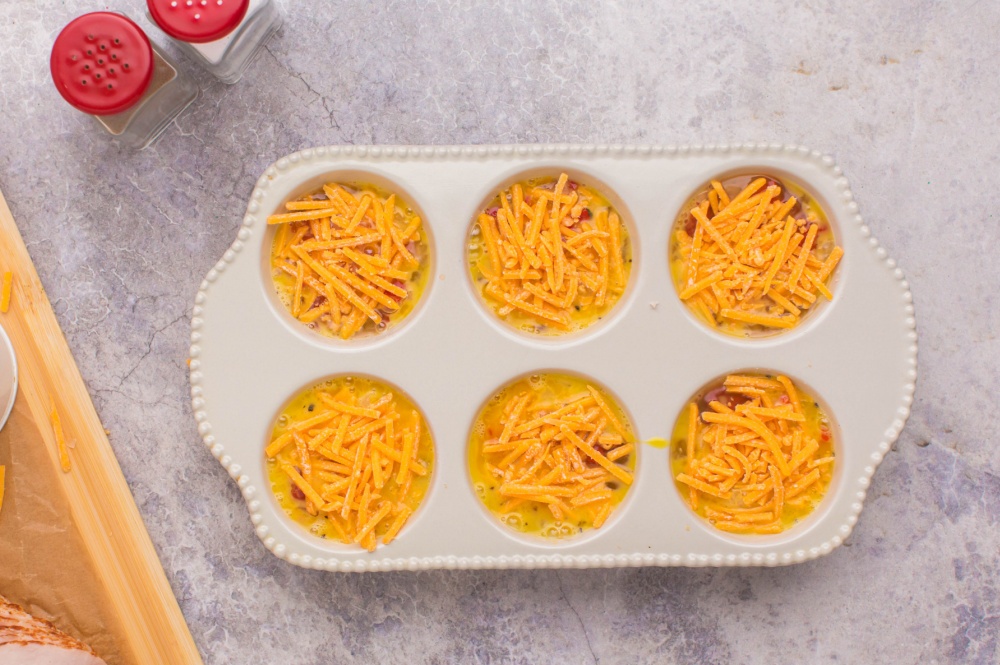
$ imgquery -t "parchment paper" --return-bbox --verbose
[0,392,133,665]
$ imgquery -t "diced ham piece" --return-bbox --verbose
[685,213,697,236]
[701,386,750,411]
[0,595,107,665]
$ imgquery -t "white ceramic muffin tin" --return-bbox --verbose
[190,144,917,571]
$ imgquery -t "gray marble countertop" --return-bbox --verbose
[2,1,997,663]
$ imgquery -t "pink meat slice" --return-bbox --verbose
[0,595,106,664]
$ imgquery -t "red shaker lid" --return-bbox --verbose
[50,13,154,116]
[147,0,250,44]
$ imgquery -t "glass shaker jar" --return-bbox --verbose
[50,12,198,150]
[146,0,282,84]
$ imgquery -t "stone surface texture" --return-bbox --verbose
[1,0,998,663]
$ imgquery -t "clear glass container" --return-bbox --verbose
[93,45,199,149]
[147,0,282,84]
[51,12,198,150]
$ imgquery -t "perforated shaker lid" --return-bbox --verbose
[50,12,154,116]
[147,0,250,43]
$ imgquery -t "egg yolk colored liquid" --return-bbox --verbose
[670,379,835,531]
[270,183,431,340]
[668,175,837,338]
[266,376,434,544]
[468,177,632,335]
[469,373,636,538]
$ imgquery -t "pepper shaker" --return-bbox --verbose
[147,0,281,84]
[50,12,199,150]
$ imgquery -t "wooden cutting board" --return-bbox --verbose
[0,186,203,665]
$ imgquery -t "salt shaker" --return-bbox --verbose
[50,12,199,150]
[146,0,281,84]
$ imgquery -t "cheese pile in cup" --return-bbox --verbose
[469,373,636,538]
[671,373,835,534]
[265,376,434,551]
[670,175,842,336]
[468,173,632,335]
[268,182,431,340]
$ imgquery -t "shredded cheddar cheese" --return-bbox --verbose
[468,174,632,334]
[0,271,11,314]
[671,374,835,534]
[469,374,635,537]
[670,175,843,336]
[269,183,430,340]
[265,376,433,551]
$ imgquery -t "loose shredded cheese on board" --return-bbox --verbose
[670,176,842,336]
[0,271,11,313]
[265,377,433,551]
[671,374,835,534]
[269,183,430,340]
[468,174,632,334]
[469,374,635,537]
